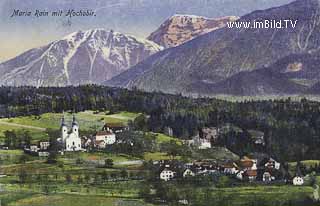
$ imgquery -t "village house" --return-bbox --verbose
[38,151,50,157]
[239,156,257,171]
[103,123,128,134]
[29,145,39,153]
[39,141,50,151]
[245,170,257,181]
[293,176,304,186]
[234,156,258,181]
[186,127,218,150]
[24,144,49,157]
[160,167,176,181]
[82,136,92,149]
[249,130,265,146]
[264,158,281,170]
[183,168,196,178]
[223,162,238,175]
[293,167,304,186]
[94,130,116,147]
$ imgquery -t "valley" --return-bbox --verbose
[0,85,318,205]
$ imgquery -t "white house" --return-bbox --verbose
[39,141,50,151]
[29,145,39,152]
[183,168,195,178]
[59,115,82,151]
[223,163,238,175]
[236,171,245,180]
[160,168,176,181]
[192,136,211,149]
[264,158,281,170]
[94,130,116,148]
[262,172,275,182]
[293,176,304,186]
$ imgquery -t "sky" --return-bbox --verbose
[0,0,294,62]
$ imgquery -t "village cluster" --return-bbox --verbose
[160,127,304,186]
[157,156,304,186]
[24,114,127,155]
[23,115,304,186]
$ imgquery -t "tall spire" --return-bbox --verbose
[61,112,67,127]
[72,114,78,126]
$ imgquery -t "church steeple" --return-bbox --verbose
[72,114,79,136]
[72,114,78,126]
[61,113,68,141]
[61,112,67,128]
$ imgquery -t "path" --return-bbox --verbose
[115,160,144,165]
[0,120,46,131]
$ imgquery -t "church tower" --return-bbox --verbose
[61,114,68,141]
[72,114,79,137]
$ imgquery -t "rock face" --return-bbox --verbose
[106,0,320,96]
[0,29,162,87]
[147,15,239,48]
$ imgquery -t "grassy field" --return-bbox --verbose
[0,111,140,130]
[143,152,180,161]
[0,192,153,206]
[289,160,320,168]
[153,133,182,145]
[209,185,314,205]
[0,111,141,143]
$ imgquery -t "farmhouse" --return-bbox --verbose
[94,131,116,146]
[103,123,128,134]
[160,167,176,181]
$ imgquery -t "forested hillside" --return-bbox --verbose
[1,85,320,162]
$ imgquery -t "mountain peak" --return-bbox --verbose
[0,29,162,87]
[148,14,239,48]
[107,0,320,96]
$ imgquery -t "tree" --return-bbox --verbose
[139,183,152,201]
[161,140,182,159]
[22,130,32,148]
[101,171,109,182]
[65,174,72,184]
[120,169,128,179]
[104,159,114,168]
[217,176,231,188]
[18,169,28,184]
[4,130,16,149]
[133,114,148,131]
[19,154,29,164]
[46,152,58,164]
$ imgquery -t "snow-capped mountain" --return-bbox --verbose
[0,29,162,87]
[148,15,238,48]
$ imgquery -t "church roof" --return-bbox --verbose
[95,131,114,136]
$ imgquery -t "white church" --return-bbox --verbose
[58,114,82,152]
